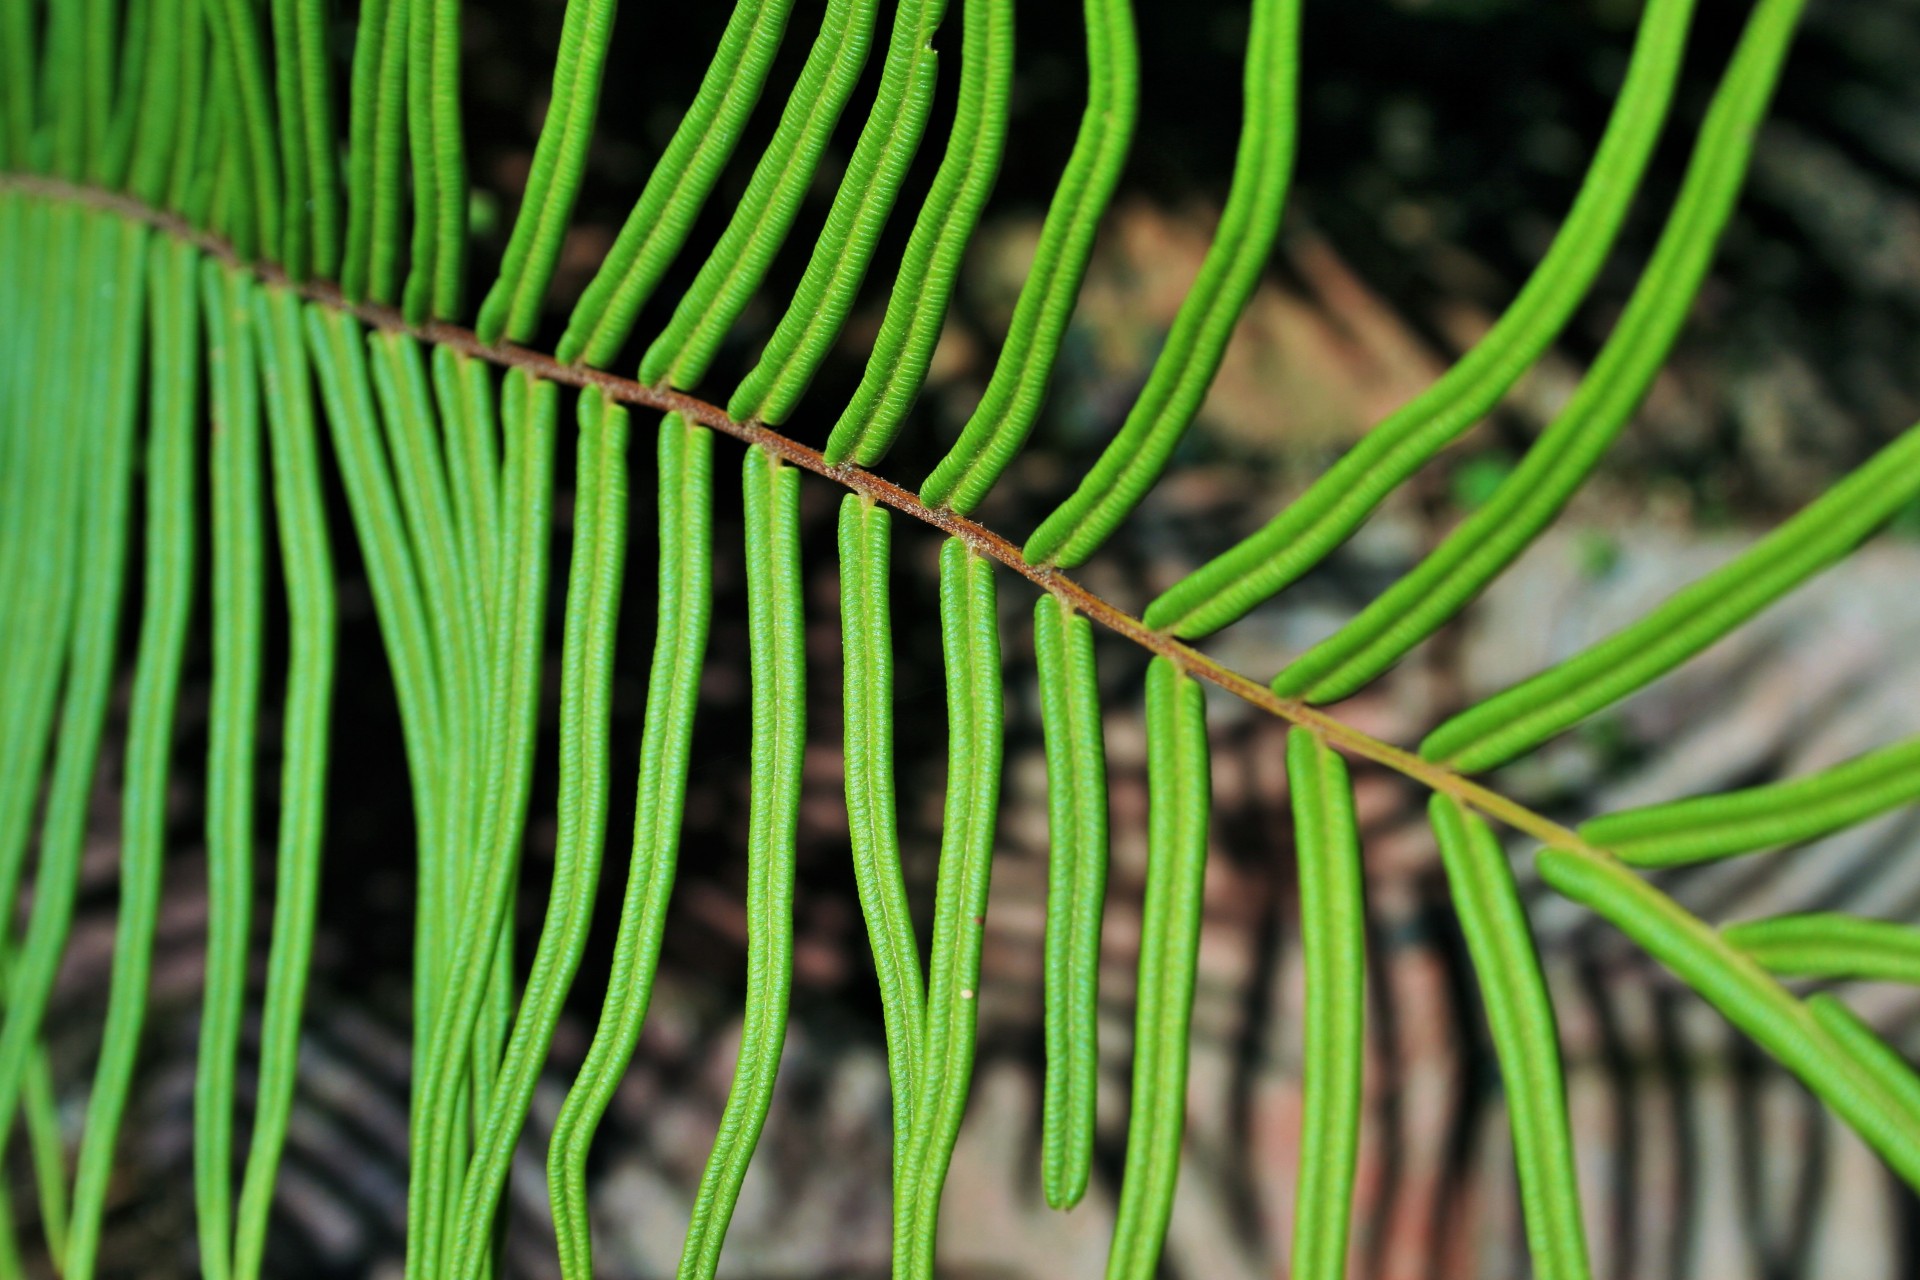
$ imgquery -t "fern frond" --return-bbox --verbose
[6,0,1920,1274]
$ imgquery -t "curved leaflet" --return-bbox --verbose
[1270,0,1808,704]
[837,497,926,1175]
[1579,735,1920,866]
[557,0,800,366]
[448,390,630,1278]
[823,0,1013,467]
[1143,0,1696,638]
[896,539,1005,1279]
[1107,657,1210,1280]
[547,416,713,1278]
[675,447,806,1280]
[1722,913,1920,986]
[1430,797,1590,1280]
[1285,729,1366,1280]
[917,0,1138,514]
[1022,0,1300,569]
[1035,596,1110,1212]
[1423,418,1920,771]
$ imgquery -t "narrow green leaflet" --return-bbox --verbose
[233,284,338,1280]
[0,216,66,1255]
[837,497,926,1175]
[1429,798,1590,1280]
[896,539,1005,1280]
[917,0,1138,515]
[41,3,89,179]
[22,1054,66,1271]
[449,390,629,1279]
[1034,596,1110,1212]
[1536,847,1920,1186]
[0,0,30,168]
[822,0,1013,467]
[1806,996,1920,1132]
[726,0,952,424]
[476,0,622,344]
[548,416,713,1279]
[76,0,117,163]
[96,0,159,192]
[368,333,480,1041]
[0,210,145,1261]
[268,0,341,279]
[556,0,800,366]
[1722,914,1920,986]
[198,262,267,1280]
[342,0,414,302]
[1022,0,1300,569]
[401,0,467,321]
[1143,0,1696,638]
[207,0,282,261]
[407,368,554,1280]
[432,348,504,628]
[1580,735,1920,866]
[1269,0,1807,704]
[0,206,85,1014]
[1423,417,1920,771]
[638,0,879,389]
[162,2,210,220]
[1107,657,1210,1280]
[676,447,806,1280]
[306,306,452,1205]
[1285,729,1365,1280]
[63,237,198,1280]
[118,0,190,202]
